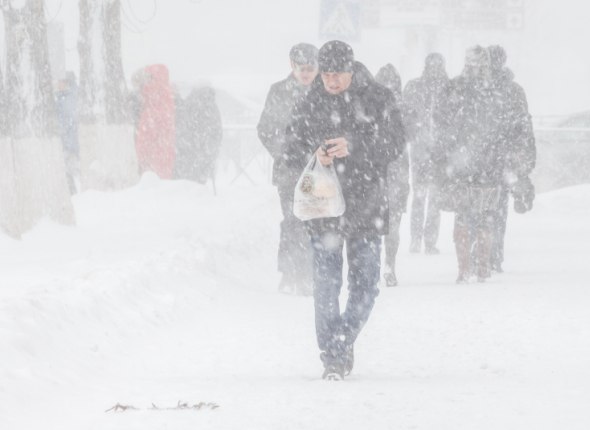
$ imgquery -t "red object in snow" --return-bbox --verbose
[135,64,176,179]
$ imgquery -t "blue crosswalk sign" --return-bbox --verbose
[319,0,361,42]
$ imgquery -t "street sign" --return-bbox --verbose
[319,0,361,42]
[381,4,440,27]
[441,0,525,31]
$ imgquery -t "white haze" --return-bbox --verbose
[1,1,589,429]
[40,0,590,114]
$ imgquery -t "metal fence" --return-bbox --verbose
[218,120,590,193]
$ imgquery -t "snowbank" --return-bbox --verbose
[1,176,589,429]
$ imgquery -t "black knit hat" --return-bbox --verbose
[289,43,319,66]
[465,45,490,68]
[318,40,354,73]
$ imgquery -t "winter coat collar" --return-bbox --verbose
[491,67,515,86]
[285,73,307,92]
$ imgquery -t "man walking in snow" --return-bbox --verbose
[257,43,319,296]
[403,53,450,255]
[375,63,410,287]
[286,40,404,379]
[437,46,500,283]
[55,72,80,195]
[438,46,516,283]
[487,45,536,273]
[175,86,223,185]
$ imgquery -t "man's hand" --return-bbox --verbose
[316,137,349,166]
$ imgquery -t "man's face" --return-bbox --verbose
[464,63,489,83]
[292,62,318,87]
[320,72,353,95]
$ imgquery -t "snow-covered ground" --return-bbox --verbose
[1,168,589,430]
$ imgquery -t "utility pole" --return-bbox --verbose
[4,0,57,138]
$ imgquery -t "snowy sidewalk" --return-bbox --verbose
[1,176,589,430]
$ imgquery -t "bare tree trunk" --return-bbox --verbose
[0,33,6,138]
[4,0,57,138]
[78,0,137,190]
[1,0,74,235]
[104,0,128,124]
[79,0,128,124]
[0,46,18,236]
[78,0,104,124]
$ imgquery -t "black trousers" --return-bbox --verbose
[277,184,313,285]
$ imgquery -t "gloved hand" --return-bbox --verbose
[511,176,535,214]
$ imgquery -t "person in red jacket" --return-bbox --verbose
[135,64,176,179]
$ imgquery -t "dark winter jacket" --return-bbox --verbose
[257,74,312,188]
[285,61,405,237]
[403,67,450,183]
[175,87,223,183]
[489,68,536,179]
[488,67,537,212]
[375,63,409,214]
[374,64,402,104]
[437,74,508,187]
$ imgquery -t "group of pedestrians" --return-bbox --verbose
[129,64,224,184]
[55,64,223,194]
[130,64,223,184]
[437,45,536,282]
[258,40,536,380]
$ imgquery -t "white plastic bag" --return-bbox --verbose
[293,155,345,221]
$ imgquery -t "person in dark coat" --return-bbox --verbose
[175,86,223,184]
[403,53,450,254]
[487,45,536,273]
[257,42,318,295]
[285,41,404,379]
[437,46,507,283]
[375,63,402,102]
[55,71,80,194]
[375,63,409,287]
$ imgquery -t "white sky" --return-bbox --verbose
[20,0,590,114]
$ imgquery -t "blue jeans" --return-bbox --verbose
[311,233,381,362]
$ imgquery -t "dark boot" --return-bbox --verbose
[343,343,354,376]
[409,238,421,253]
[320,351,345,380]
[384,272,398,287]
[424,245,440,255]
[383,260,398,287]
[454,224,471,283]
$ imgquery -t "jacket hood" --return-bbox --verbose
[140,64,174,107]
[422,53,448,81]
[145,64,170,86]
[186,86,216,105]
[351,61,374,90]
[375,63,401,90]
